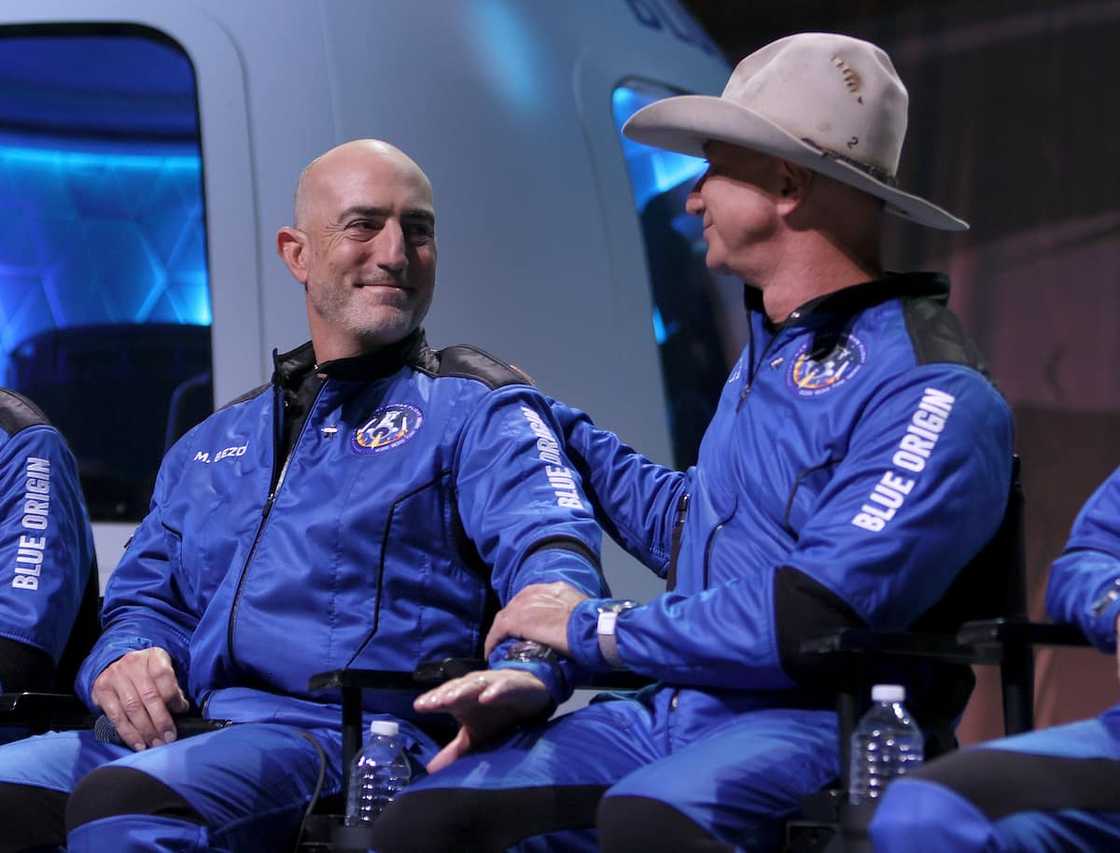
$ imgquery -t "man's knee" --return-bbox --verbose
[598,795,736,853]
[0,781,68,852]
[870,777,995,852]
[65,766,205,833]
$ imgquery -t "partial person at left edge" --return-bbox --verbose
[0,388,96,696]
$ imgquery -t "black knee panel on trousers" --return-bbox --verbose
[0,782,68,852]
[66,766,205,833]
[598,795,735,853]
[370,785,607,853]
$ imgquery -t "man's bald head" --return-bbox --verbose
[277,139,438,363]
[293,139,433,229]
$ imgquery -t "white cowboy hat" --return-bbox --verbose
[623,32,967,231]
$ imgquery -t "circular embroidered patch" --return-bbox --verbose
[352,403,424,454]
[788,334,867,397]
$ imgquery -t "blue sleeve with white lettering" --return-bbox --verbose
[0,425,93,664]
[454,387,607,704]
[1045,466,1120,651]
[549,399,688,577]
[76,441,197,708]
[565,365,1012,687]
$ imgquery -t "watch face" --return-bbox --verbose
[597,599,639,614]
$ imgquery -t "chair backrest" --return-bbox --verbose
[851,455,1025,757]
[912,454,1026,633]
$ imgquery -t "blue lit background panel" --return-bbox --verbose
[0,31,211,382]
[611,84,706,214]
[0,145,209,369]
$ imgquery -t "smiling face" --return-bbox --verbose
[278,141,436,362]
[684,141,784,283]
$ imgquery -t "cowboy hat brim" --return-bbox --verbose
[622,94,968,232]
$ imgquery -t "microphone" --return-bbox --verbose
[93,714,232,745]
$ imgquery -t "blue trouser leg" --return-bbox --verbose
[600,706,839,851]
[68,816,213,852]
[373,693,838,853]
[0,722,346,852]
[374,695,658,853]
[870,710,1120,852]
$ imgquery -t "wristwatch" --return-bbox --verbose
[596,600,638,669]
[504,639,559,664]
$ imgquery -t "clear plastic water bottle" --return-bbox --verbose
[848,684,923,805]
[344,720,412,826]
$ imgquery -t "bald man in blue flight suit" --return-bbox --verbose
[870,467,1120,851]
[0,388,94,695]
[372,33,1015,853]
[0,140,606,852]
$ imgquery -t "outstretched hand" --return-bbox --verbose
[414,669,550,773]
[483,582,589,657]
[91,647,189,751]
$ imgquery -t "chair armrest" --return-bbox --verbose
[957,618,1090,650]
[799,628,981,665]
[0,692,94,731]
[308,658,486,693]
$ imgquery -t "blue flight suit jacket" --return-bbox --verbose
[76,334,605,735]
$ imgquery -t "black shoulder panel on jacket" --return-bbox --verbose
[0,389,50,436]
[219,383,270,412]
[435,346,534,389]
[901,295,989,376]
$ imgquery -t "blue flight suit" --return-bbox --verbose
[0,334,605,851]
[373,273,1014,852]
[871,466,1120,852]
[0,388,94,693]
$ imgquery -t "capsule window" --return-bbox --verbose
[0,24,212,521]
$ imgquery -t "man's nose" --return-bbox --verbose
[685,170,708,215]
[374,221,407,273]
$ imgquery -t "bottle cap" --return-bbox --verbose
[871,684,905,703]
[370,720,400,736]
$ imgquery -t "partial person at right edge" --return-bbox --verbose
[871,466,1120,852]
[0,388,95,696]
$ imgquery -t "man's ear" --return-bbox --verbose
[776,160,814,215]
[277,227,309,285]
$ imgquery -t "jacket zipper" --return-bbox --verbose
[666,492,690,591]
[737,331,782,411]
[226,380,329,670]
[738,310,809,411]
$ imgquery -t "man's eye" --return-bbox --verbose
[406,225,434,244]
[348,219,381,231]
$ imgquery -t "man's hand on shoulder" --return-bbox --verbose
[414,669,550,773]
[90,647,189,751]
[483,581,589,657]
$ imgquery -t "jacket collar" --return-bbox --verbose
[744,272,950,361]
[271,328,435,389]
[745,271,950,329]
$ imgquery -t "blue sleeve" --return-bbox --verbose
[76,443,198,708]
[566,366,1014,687]
[454,388,608,704]
[1045,466,1120,651]
[549,399,688,577]
[0,425,94,664]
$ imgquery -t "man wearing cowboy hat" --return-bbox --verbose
[372,33,1014,851]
